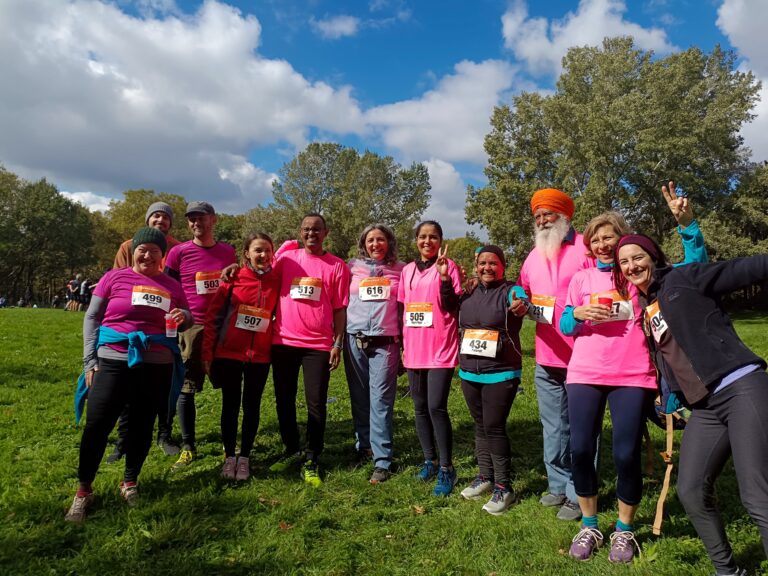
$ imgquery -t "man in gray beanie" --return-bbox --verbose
[107,201,182,463]
[112,202,180,269]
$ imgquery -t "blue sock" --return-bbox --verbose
[582,514,598,529]
[616,519,633,532]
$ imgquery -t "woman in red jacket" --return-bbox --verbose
[202,232,280,481]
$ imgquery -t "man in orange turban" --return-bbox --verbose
[510,187,592,521]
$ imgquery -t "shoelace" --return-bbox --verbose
[572,527,603,549]
[469,476,489,489]
[609,531,642,558]
[490,488,505,503]
[70,496,89,514]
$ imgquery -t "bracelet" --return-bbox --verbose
[332,341,343,350]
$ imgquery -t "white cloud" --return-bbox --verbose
[502,0,674,76]
[310,15,360,39]
[366,60,517,164]
[0,0,365,212]
[61,191,114,213]
[717,0,768,162]
[421,158,472,238]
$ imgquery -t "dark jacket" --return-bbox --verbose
[643,255,768,404]
[455,280,523,376]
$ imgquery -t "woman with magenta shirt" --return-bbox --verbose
[397,220,462,496]
[202,233,280,482]
[344,224,405,484]
[559,183,707,562]
[66,227,192,522]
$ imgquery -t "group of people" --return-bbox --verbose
[65,189,768,576]
[64,274,93,311]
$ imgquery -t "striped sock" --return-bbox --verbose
[616,519,633,532]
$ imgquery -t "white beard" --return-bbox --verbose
[534,216,570,262]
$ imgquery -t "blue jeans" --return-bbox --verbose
[534,364,577,502]
[343,335,399,470]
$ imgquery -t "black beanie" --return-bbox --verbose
[477,245,506,268]
[132,227,168,255]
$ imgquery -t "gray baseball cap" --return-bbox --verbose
[185,201,216,216]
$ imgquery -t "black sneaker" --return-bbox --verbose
[157,437,180,456]
[106,446,124,464]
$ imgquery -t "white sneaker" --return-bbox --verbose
[460,475,493,500]
[482,485,514,515]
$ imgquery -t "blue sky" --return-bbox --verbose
[1,0,765,237]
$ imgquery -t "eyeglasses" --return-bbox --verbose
[301,227,324,234]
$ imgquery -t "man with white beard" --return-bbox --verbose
[511,188,594,521]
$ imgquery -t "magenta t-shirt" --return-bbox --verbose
[272,249,350,350]
[397,259,461,369]
[517,233,594,368]
[564,267,656,389]
[93,268,189,353]
[164,240,237,323]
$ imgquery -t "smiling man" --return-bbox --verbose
[268,213,350,486]
[164,201,237,469]
[113,202,180,269]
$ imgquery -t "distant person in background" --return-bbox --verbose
[0,295,7,308]
[66,275,82,312]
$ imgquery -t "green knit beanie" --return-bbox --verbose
[132,227,167,255]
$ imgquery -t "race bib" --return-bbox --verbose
[528,294,556,324]
[460,329,499,358]
[131,285,171,312]
[195,271,221,295]
[644,301,668,343]
[359,277,391,301]
[235,305,270,333]
[290,277,322,301]
[590,291,634,324]
[405,303,433,327]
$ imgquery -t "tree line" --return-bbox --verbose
[2,37,767,306]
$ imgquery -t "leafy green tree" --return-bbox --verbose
[443,233,484,279]
[244,143,431,258]
[0,168,94,303]
[215,213,246,248]
[466,37,760,271]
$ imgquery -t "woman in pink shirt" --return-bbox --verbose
[397,221,462,496]
[560,185,706,563]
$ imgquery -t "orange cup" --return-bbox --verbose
[597,296,613,308]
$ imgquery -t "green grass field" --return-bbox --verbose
[0,308,766,575]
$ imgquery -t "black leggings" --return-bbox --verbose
[209,359,270,457]
[271,345,331,463]
[79,358,172,483]
[461,378,519,486]
[408,368,454,467]
[567,384,650,505]
[677,370,768,574]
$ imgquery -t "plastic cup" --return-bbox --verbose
[165,314,178,337]
[597,296,613,308]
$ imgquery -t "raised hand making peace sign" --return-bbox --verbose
[662,181,693,228]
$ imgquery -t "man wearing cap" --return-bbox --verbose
[164,201,237,469]
[113,202,181,269]
[510,188,593,521]
[107,201,183,463]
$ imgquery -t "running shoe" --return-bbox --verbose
[301,460,322,487]
[482,484,514,515]
[432,466,457,497]
[172,449,195,471]
[608,530,640,563]
[460,475,493,500]
[157,437,180,456]
[557,499,583,521]
[235,457,250,481]
[221,456,237,480]
[369,467,391,485]
[64,493,94,522]
[539,493,566,507]
[416,460,438,482]
[569,526,603,561]
[119,481,139,507]
[268,451,303,473]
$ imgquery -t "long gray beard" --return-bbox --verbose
[534,217,571,262]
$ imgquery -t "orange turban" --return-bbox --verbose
[530,188,575,220]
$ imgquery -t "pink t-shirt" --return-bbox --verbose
[164,240,237,323]
[93,268,189,353]
[397,259,461,369]
[272,249,350,350]
[564,267,656,389]
[517,232,594,368]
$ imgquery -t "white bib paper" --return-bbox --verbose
[195,271,221,295]
[235,305,270,333]
[290,277,322,301]
[359,277,391,301]
[131,285,171,312]
[460,329,499,358]
[528,294,555,325]
[405,303,433,327]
